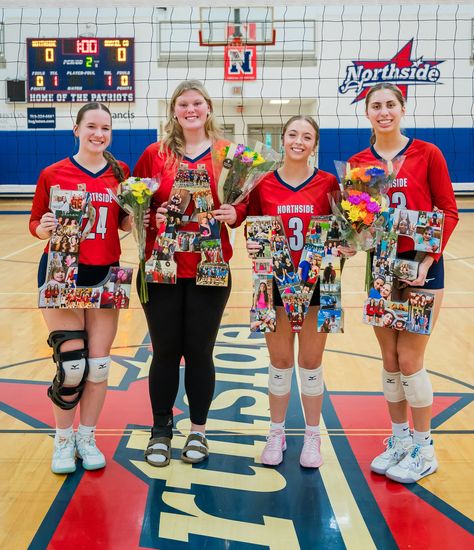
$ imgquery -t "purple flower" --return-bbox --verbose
[366,200,381,213]
[241,155,254,164]
[360,192,371,202]
[348,194,362,205]
[235,144,246,156]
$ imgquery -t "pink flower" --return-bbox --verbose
[235,144,246,156]
[241,155,254,165]
[366,200,381,213]
[348,194,362,205]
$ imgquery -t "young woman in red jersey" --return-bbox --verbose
[29,103,131,474]
[350,83,459,483]
[245,115,355,468]
[134,80,246,466]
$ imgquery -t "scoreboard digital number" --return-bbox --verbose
[27,38,134,103]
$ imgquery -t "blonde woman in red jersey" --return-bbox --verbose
[245,115,355,468]
[350,83,459,483]
[29,103,131,474]
[134,80,247,466]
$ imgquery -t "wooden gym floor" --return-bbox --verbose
[0,198,473,550]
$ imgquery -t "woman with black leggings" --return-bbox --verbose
[134,80,246,466]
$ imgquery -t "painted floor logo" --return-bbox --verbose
[1,325,472,549]
[339,39,444,103]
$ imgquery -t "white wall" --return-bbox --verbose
[0,4,472,132]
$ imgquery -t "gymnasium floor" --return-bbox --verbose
[0,198,473,550]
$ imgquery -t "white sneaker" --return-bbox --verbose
[260,430,286,466]
[370,435,412,474]
[300,431,323,468]
[76,433,106,471]
[51,435,76,474]
[386,443,438,484]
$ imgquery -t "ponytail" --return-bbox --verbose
[103,150,125,183]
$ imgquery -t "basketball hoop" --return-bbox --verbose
[198,29,276,48]
[198,8,276,81]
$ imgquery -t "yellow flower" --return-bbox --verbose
[253,154,266,166]
[131,181,147,194]
[132,194,145,204]
[347,205,363,223]
[242,151,255,160]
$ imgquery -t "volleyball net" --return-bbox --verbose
[0,3,472,194]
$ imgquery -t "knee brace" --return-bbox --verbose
[87,356,111,383]
[382,369,405,403]
[299,366,324,397]
[268,365,293,396]
[401,369,433,408]
[47,330,88,410]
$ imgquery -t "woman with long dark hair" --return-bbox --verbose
[350,83,458,483]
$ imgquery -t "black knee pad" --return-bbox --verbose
[47,330,89,410]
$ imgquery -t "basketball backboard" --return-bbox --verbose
[199,6,275,46]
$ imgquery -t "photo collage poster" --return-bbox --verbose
[271,217,312,333]
[247,216,276,332]
[303,216,345,334]
[363,208,444,333]
[246,214,345,334]
[38,187,133,309]
[144,163,229,287]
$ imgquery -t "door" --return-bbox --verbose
[247,124,281,152]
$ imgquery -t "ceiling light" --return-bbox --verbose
[269,99,290,104]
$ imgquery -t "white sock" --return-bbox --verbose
[270,421,285,433]
[185,431,207,460]
[55,426,74,440]
[305,425,320,435]
[413,429,431,447]
[148,439,169,464]
[392,421,410,439]
[77,424,95,438]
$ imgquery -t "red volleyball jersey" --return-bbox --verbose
[133,143,247,278]
[29,156,130,265]
[349,139,459,260]
[247,168,340,266]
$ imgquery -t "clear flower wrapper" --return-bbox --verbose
[107,176,159,303]
[212,140,280,205]
[331,157,405,251]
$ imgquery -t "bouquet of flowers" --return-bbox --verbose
[212,140,279,205]
[331,157,405,251]
[107,177,159,303]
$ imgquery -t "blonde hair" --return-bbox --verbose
[365,83,406,146]
[160,80,221,164]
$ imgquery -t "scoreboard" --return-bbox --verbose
[27,38,134,103]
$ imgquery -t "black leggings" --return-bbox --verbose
[140,275,231,436]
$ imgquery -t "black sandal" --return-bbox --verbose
[181,433,209,464]
[144,436,171,467]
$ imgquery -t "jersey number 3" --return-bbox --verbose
[391,191,407,209]
[288,217,304,251]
